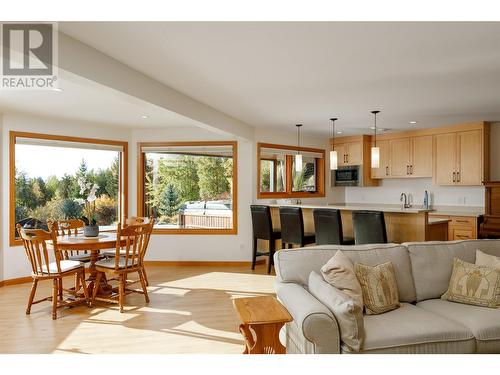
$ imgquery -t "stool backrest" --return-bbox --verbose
[250,205,273,240]
[352,210,387,245]
[313,208,343,245]
[279,206,304,245]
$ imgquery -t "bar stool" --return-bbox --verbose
[313,208,355,245]
[279,206,315,249]
[352,210,388,245]
[250,205,281,274]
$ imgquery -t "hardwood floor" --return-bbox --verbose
[0,264,276,354]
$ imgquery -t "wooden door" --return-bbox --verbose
[371,140,390,178]
[334,143,347,167]
[434,133,457,185]
[457,130,482,185]
[411,135,433,177]
[389,138,411,177]
[346,142,362,165]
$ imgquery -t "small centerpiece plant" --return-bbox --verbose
[74,177,100,237]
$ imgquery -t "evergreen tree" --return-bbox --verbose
[159,184,180,218]
[197,156,231,201]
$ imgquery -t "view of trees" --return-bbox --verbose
[144,154,233,225]
[15,158,120,228]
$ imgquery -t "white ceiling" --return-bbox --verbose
[0,69,202,129]
[58,21,500,136]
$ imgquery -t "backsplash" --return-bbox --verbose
[342,178,484,207]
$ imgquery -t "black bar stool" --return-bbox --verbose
[352,210,388,245]
[313,208,355,245]
[250,205,281,274]
[279,206,315,248]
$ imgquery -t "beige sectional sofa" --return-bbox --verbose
[274,239,500,354]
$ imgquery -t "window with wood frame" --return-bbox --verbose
[10,131,128,246]
[257,143,325,199]
[137,141,237,234]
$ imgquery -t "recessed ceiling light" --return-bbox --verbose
[141,115,149,119]
[52,87,63,92]
[409,121,418,125]
[336,130,343,134]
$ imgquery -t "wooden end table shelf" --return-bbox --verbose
[233,296,292,354]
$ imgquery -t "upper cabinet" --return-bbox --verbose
[336,121,489,186]
[433,126,489,186]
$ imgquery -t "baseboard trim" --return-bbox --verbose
[144,259,265,267]
[0,260,267,287]
[2,276,32,286]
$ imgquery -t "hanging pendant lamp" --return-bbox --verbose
[295,124,303,172]
[329,118,338,170]
[371,110,380,168]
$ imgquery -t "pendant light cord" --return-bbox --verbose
[330,118,337,149]
[296,124,302,153]
[371,110,380,147]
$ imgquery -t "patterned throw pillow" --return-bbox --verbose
[355,261,400,315]
[442,258,500,308]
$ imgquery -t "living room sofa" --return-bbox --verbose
[274,239,500,354]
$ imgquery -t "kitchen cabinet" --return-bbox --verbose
[433,129,486,186]
[411,135,433,177]
[390,138,412,177]
[429,214,480,240]
[371,140,390,178]
[334,141,362,166]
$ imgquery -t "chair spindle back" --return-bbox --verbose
[17,224,61,276]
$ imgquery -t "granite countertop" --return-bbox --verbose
[428,218,451,225]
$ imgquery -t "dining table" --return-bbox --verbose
[50,232,128,297]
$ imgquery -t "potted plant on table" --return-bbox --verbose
[74,178,100,237]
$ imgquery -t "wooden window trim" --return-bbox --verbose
[137,140,238,235]
[9,131,129,247]
[257,142,325,199]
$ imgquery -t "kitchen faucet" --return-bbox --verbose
[400,193,411,209]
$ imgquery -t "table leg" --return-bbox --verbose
[239,322,287,354]
[86,250,112,297]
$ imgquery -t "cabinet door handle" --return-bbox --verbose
[410,165,413,175]
[406,165,409,175]
[457,171,460,182]
[346,154,349,164]
[453,172,456,182]
[386,166,389,176]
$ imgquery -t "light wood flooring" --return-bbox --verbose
[0,264,276,354]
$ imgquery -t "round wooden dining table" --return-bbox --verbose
[50,232,127,297]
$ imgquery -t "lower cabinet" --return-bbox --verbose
[429,214,480,240]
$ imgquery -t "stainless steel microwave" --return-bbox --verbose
[332,165,363,186]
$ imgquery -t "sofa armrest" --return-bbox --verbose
[276,282,341,354]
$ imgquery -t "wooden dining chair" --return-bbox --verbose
[17,223,89,319]
[91,220,154,312]
[102,217,154,286]
[53,219,92,262]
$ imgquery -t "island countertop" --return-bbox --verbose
[266,202,432,214]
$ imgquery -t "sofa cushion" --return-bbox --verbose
[308,271,364,352]
[321,250,363,309]
[476,249,500,268]
[441,258,500,308]
[405,239,500,302]
[275,244,416,303]
[355,261,400,315]
[354,303,475,354]
[417,299,500,353]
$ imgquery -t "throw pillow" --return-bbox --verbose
[308,271,364,352]
[476,249,500,269]
[355,261,400,315]
[441,257,500,308]
[321,250,364,309]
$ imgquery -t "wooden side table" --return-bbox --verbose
[233,296,293,354]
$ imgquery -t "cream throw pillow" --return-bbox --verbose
[442,257,500,308]
[355,261,400,315]
[321,250,363,309]
[476,250,500,269]
[308,271,364,352]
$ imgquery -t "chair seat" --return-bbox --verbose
[342,236,355,245]
[95,258,139,269]
[102,249,128,257]
[41,260,83,274]
[68,253,92,262]
[272,230,281,239]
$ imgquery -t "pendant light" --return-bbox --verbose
[329,118,338,170]
[295,124,303,172]
[371,110,380,168]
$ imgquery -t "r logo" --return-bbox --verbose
[2,23,54,76]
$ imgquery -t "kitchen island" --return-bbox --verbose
[267,203,449,243]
